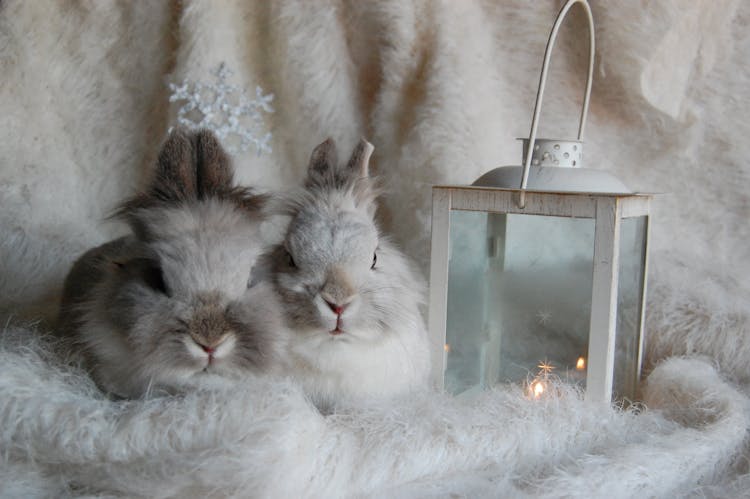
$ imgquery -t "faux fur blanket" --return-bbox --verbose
[1,327,748,498]
[2,0,750,497]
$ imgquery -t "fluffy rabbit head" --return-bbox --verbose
[71,128,282,397]
[269,138,430,402]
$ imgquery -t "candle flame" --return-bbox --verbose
[444,344,451,353]
[576,356,586,370]
[531,380,545,399]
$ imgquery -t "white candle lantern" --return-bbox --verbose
[428,0,651,404]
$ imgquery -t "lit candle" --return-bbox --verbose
[567,355,587,385]
[531,380,545,399]
[576,356,586,370]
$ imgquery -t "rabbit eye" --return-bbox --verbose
[121,257,169,296]
[142,262,169,295]
[247,264,260,289]
[371,252,377,270]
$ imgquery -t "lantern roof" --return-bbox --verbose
[473,166,631,194]
[473,138,631,194]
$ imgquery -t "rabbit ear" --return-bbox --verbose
[153,128,234,203]
[307,138,338,181]
[305,138,375,191]
[194,129,234,198]
[346,138,374,178]
[115,128,266,240]
[153,128,199,202]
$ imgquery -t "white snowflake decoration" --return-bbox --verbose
[169,63,274,155]
[535,309,553,326]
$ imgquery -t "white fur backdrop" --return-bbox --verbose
[1,0,749,497]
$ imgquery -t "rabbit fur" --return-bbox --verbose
[266,138,431,408]
[57,128,285,398]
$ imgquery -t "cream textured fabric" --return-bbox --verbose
[1,1,749,496]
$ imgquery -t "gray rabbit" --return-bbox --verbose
[58,128,285,398]
[266,138,431,407]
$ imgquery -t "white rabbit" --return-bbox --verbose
[266,138,431,408]
[58,128,284,398]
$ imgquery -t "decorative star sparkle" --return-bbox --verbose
[537,360,555,376]
[535,309,553,326]
[527,360,556,400]
[168,63,274,155]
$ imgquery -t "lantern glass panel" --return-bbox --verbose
[613,216,648,400]
[445,209,595,395]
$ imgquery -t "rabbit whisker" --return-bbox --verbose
[360,286,401,295]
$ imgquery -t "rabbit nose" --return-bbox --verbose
[324,299,347,316]
[193,335,228,353]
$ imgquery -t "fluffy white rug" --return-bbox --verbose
[2,0,750,496]
[1,326,748,498]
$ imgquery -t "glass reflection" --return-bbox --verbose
[446,210,595,395]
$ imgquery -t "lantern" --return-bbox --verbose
[427,0,651,404]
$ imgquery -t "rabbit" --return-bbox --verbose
[265,137,431,408]
[57,128,285,398]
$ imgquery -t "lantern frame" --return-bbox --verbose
[428,186,651,403]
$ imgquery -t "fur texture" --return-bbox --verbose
[57,129,283,398]
[1,326,748,497]
[267,138,430,407]
[2,0,750,495]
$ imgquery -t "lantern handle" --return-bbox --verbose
[518,0,595,208]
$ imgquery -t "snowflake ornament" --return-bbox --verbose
[535,309,553,326]
[169,63,274,155]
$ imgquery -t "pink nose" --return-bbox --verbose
[200,345,215,354]
[324,300,347,316]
